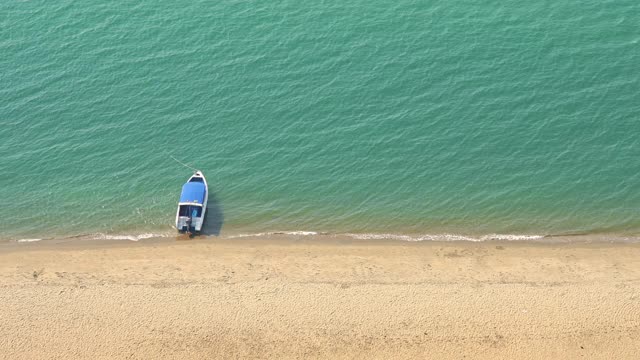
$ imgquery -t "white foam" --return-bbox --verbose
[345,233,479,242]
[225,231,546,242]
[345,233,545,242]
[480,234,545,241]
[279,231,318,236]
[228,231,319,239]
[16,238,43,243]
[93,233,171,242]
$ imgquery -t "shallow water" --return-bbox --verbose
[1,1,639,241]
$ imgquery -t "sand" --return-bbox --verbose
[0,236,639,359]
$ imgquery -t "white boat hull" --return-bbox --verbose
[175,171,208,233]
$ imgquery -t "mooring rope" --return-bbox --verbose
[168,153,199,172]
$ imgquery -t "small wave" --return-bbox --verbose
[15,238,43,243]
[91,233,172,242]
[345,233,545,242]
[225,231,545,242]
[479,234,545,241]
[345,233,479,242]
[228,231,320,238]
[277,231,319,236]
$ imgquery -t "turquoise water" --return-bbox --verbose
[1,1,639,241]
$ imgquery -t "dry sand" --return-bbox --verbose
[0,236,639,359]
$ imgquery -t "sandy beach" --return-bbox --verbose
[0,236,639,359]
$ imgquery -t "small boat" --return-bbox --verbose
[175,171,208,234]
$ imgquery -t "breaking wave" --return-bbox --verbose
[91,233,172,241]
[15,238,43,243]
[226,231,547,242]
[7,230,639,245]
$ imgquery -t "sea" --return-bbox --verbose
[1,0,639,243]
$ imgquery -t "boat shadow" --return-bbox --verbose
[201,193,224,236]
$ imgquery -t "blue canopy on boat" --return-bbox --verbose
[179,182,206,204]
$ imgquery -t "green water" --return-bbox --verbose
[1,1,639,241]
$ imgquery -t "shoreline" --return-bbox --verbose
[3,228,640,248]
[1,237,640,359]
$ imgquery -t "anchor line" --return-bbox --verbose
[167,153,199,172]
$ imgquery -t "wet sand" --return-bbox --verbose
[1,237,639,359]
